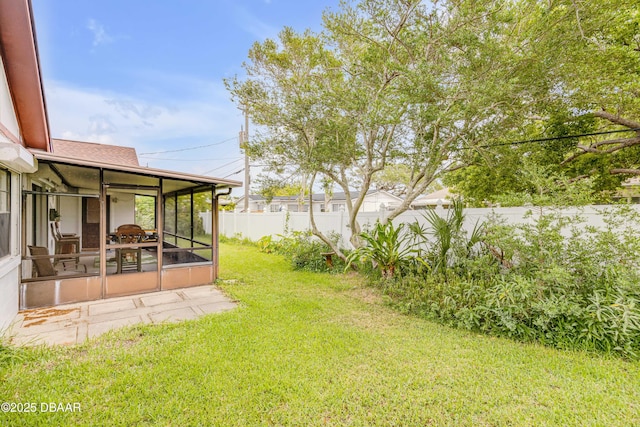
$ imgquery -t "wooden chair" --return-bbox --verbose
[28,245,86,278]
[50,222,80,266]
[115,224,146,273]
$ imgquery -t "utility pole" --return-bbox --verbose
[241,107,250,212]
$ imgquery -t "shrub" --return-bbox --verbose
[374,204,640,359]
[346,221,416,279]
[409,199,486,279]
[259,231,346,273]
[220,233,256,246]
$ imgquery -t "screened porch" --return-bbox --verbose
[20,153,239,309]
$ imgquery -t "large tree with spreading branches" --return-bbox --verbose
[226,0,637,257]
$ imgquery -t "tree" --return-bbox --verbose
[225,0,602,258]
[445,0,640,203]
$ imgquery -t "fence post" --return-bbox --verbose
[233,210,237,236]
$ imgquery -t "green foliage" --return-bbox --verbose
[448,159,600,207]
[379,204,640,359]
[230,0,597,247]
[134,195,156,229]
[346,221,416,279]
[0,341,25,367]
[3,243,640,425]
[410,200,485,277]
[258,231,345,273]
[219,233,256,247]
[254,175,307,205]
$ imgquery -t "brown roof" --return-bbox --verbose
[51,138,140,166]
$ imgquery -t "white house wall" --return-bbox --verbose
[0,50,34,331]
[0,172,22,331]
[109,191,135,232]
[361,192,402,212]
[59,195,81,235]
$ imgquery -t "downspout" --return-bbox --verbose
[215,188,232,199]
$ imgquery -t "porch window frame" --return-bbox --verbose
[162,185,215,267]
[0,168,10,259]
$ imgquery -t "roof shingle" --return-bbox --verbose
[51,138,139,166]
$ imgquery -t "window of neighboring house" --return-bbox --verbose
[0,169,10,258]
[332,203,345,212]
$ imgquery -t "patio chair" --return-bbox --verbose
[28,245,87,278]
[50,222,80,266]
[115,224,146,273]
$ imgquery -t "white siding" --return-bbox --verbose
[0,172,21,331]
[0,50,28,331]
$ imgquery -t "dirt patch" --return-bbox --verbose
[22,318,47,328]
[21,308,78,322]
[348,286,384,305]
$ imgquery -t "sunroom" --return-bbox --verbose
[20,151,240,309]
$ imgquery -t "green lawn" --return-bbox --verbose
[1,243,639,426]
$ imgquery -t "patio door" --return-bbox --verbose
[82,197,101,250]
[102,184,161,297]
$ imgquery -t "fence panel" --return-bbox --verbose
[220,205,640,248]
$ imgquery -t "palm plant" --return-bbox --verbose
[412,199,485,277]
[346,221,415,279]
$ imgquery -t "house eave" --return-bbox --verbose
[31,150,242,188]
[0,140,37,173]
[0,0,51,151]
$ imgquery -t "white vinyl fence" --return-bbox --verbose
[219,205,640,249]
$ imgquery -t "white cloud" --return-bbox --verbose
[86,18,114,47]
[230,5,280,41]
[43,79,245,176]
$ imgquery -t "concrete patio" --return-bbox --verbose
[7,285,237,346]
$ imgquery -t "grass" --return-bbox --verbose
[0,243,639,426]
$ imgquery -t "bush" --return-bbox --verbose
[220,233,256,246]
[346,222,416,279]
[258,231,346,273]
[374,204,640,359]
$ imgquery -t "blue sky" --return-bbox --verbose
[31,0,340,182]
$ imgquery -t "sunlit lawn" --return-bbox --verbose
[1,243,639,426]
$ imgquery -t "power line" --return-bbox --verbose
[139,127,640,172]
[138,136,236,155]
[224,169,244,179]
[243,128,640,166]
[138,156,241,162]
[477,127,640,149]
[202,158,244,175]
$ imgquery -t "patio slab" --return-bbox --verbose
[7,285,237,346]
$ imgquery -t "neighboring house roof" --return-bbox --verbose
[238,189,401,204]
[331,191,360,201]
[413,188,453,205]
[0,0,50,150]
[51,138,140,167]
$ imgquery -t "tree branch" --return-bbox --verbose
[611,168,640,176]
[593,110,640,131]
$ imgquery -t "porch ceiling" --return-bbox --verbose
[31,151,241,193]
